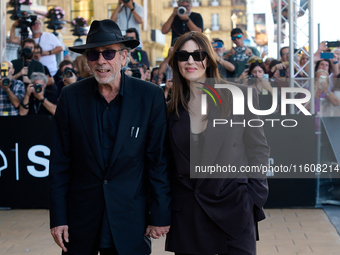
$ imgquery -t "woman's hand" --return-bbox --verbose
[238,68,249,85]
[260,79,273,95]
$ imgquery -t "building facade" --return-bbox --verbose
[5,0,248,67]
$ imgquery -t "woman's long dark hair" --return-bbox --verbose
[247,61,267,76]
[167,31,231,118]
[315,59,332,74]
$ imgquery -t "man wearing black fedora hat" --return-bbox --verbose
[49,19,171,255]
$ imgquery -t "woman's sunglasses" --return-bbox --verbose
[231,34,242,41]
[86,49,123,61]
[175,51,208,61]
[250,59,262,64]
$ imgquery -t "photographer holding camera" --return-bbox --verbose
[55,67,79,99]
[10,19,63,76]
[19,72,57,116]
[110,0,143,36]
[225,28,260,78]
[125,28,149,68]
[0,61,26,116]
[11,38,44,85]
[161,0,203,46]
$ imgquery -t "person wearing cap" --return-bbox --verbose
[225,28,260,78]
[49,19,171,255]
[161,0,203,46]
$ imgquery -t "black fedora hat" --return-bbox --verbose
[69,19,139,54]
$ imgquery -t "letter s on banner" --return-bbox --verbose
[27,145,50,178]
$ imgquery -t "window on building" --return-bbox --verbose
[171,0,177,7]
[211,0,219,6]
[231,0,246,6]
[71,0,94,24]
[231,10,247,31]
[211,13,219,31]
[33,0,42,5]
[192,0,200,7]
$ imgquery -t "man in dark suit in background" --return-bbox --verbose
[49,19,171,255]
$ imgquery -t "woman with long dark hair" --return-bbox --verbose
[165,31,270,255]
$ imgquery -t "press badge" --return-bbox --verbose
[262,88,268,95]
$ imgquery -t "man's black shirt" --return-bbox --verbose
[27,89,57,115]
[95,82,123,248]
[11,58,44,81]
[171,12,203,45]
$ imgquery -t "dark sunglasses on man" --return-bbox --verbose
[175,51,208,62]
[86,49,124,61]
[232,34,242,41]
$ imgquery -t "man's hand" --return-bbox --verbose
[144,225,170,239]
[245,47,253,57]
[11,20,20,28]
[318,41,329,52]
[32,86,45,101]
[25,83,34,97]
[165,79,172,91]
[271,63,287,73]
[226,48,236,58]
[51,225,69,252]
[23,76,30,84]
[124,0,133,9]
[124,67,133,76]
[62,73,77,86]
[261,49,268,59]
[20,66,28,77]
[213,51,220,62]
[172,7,179,16]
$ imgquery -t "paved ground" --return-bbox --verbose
[0,208,340,255]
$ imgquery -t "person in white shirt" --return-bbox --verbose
[110,0,143,36]
[10,20,63,76]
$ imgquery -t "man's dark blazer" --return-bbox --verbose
[49,73,171,255]
[165,85,269,253]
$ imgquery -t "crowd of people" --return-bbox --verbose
[1,0,339,254]
[2,0,340,118]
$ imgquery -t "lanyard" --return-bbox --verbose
[33,99,42,114]
[124,3,134,29]
[37,33,42,46]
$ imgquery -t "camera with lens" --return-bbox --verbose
[128,63,142,79]
[8,1,37,41]
[177,6,187,15]
[63,67,77,78]
[34,83,43,93]
[21,47,33,60]
[131,68,141,79]
[122,0,130,3]
[279,69,286,77]
[1,62,11,87]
